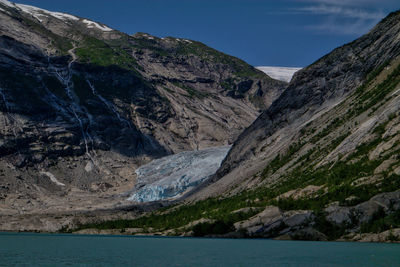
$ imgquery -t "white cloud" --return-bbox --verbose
[291,2,385,35]
[298,4,384,20]
[297,0,388,6]
[306,17,378,35]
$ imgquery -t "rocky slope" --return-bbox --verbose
[186,9,400,240]
[0,0,285,215]
[73,10,400,242]
[204,9,400,196]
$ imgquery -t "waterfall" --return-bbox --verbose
[0,87,10,112]
[0,87,22,155]
[86,79,132,128]
[0,87,11,131]
[41,82,74,121]
[48,52,93,156]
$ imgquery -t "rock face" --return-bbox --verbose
[231,191,400,241]
[0,0,285,214]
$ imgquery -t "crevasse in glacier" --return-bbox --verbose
[128,146,231,202]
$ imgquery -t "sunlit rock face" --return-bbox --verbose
[128,146,231,202]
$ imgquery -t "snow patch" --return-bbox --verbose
[0,0,15,8]
[85,161,94,172]
[49,12,79,21]
[128,146,231,202]
[138,33,155,40]
[256,66,302,83]
[174,38,192,44]
[15,3,79,22]
[16,4,45,22]
[82,19,113,32]
[40,171,65,186]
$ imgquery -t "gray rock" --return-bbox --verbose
[324,202,352,225]
[283,210,315,228]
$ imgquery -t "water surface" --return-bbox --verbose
[0,233,399,266]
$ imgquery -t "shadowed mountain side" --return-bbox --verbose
[0,36,168,161]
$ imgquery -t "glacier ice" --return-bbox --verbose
[256,66,302,83]
[128,146,231,202]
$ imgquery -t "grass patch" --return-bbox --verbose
[172,82,210,99]
[76,37,138,70]
[360,209,400,234]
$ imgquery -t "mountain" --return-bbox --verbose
[70,10,400,241]
[256,66,301,83]
[0,0,286,216]
[207,10,400,197]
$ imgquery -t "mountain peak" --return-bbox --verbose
[0,0,114,33]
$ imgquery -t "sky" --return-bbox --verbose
[13,0,399,67]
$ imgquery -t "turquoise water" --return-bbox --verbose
[0,233,399,266]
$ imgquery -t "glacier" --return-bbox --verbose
[256,66,302,83]
[128,146,231,202]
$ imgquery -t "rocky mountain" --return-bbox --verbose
[207,9,400,196]
[186,9,400,240]
[69,10,400,242]
[0,0,286,215]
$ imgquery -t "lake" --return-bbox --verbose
[0,233,399,266]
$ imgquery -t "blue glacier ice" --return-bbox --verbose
[128,146,231,202]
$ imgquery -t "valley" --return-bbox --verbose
[0,0,399,243]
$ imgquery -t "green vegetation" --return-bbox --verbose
[131,35,169,57]
[192,221,234,237]
[76,37,138,70]
[270,130,400,210]
[361,209,400,234]
[373,120,390,135]
[175,41,264,78]
[350,63,400,117]
[310,117,345,144]
[261,141,304,178]
[70,197,262,234]
[314,212,350,240]
[18,14,72,55]
[220,78,236,91]
[172,82,210,99]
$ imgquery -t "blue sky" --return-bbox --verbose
[14,0,399,67]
